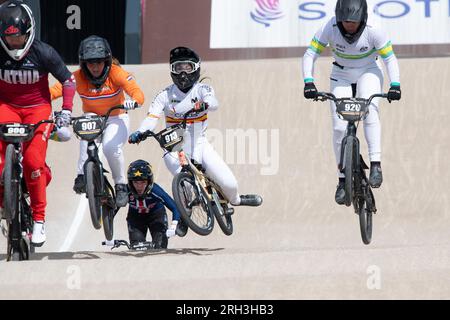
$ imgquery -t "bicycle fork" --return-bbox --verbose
[9,146,31,258]
[83,141,106,197]
[339,123,361,173]
[178,151,210,207]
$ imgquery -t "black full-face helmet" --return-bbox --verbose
[335,0,368,44]
[0,0,35,61]
[127,160,154,199]
[169,46,201,92]
[79,35,112,88]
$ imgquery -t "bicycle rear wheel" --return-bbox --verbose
[172,172,214,236]
[102,182,115,241]
[85,161,102,230]
[343,138,355,207]
[3,144,19,221]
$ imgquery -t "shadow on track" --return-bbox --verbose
[103,247,225,258]
[0,248,225,261]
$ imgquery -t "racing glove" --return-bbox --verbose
[304,82,318,99]
[124,99,138,110]
[194,101,209,112]
[55,110,72,128]
[104,239,115,247]
[387,85,401,102]
[166,220,178,238]
[128,131,143,144]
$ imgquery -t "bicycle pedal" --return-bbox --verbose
[226,208,234,216]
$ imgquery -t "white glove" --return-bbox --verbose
[104,239,115,246]
[123,99,137,110]
[55,110,71,128]
[166,220,178,238]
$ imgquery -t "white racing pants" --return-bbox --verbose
[163,135,241,205]
[77,113,130,184]
[330,61,384,178]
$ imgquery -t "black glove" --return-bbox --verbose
[304,82,318,99]
[387,85,401,102]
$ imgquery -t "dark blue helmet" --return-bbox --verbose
[127,160,154,199]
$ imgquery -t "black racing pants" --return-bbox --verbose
[127,208,168,249]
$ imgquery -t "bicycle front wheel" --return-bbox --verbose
[172,172,214,236]
[102,183,115,241]
[3,144,19,221]
[358,188,374,245]
[212,198,233,236]
[85,161,102,230]
[343,138,355,207]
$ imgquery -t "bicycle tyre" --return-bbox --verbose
[359,189,374,245]
[212,201,233,236]
[172,172,214,236]
[7,214,24,261]
[344,138,355,207]
[3,144,19,221]
[85,161,102,230]
[102,183,115,241]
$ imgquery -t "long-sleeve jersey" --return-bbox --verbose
[50,64,144,116]
[128,183,181,221]
[137,82,219,138]
[0,39,74,109]
[303,17,400,86]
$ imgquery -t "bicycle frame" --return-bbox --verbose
[71,105,133,238]
[179,154,229,213]
[315,91,387,177]
[82,141,114,205]
[141,109,230,206]
[0,119,54,260]
[338,120,364,174]
[72,105,126,204]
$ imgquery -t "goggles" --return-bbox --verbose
[170,60,200,74]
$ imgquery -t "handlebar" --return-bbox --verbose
[102,240,131,249]
[102,239,156,251]
[315,92,388,105]
[139,108,197,143]
[71,103,140,123]
[0,119,55,143]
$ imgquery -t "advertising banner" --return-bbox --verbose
[210,0,450,48]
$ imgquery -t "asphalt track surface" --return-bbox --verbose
[0,57,449,299]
